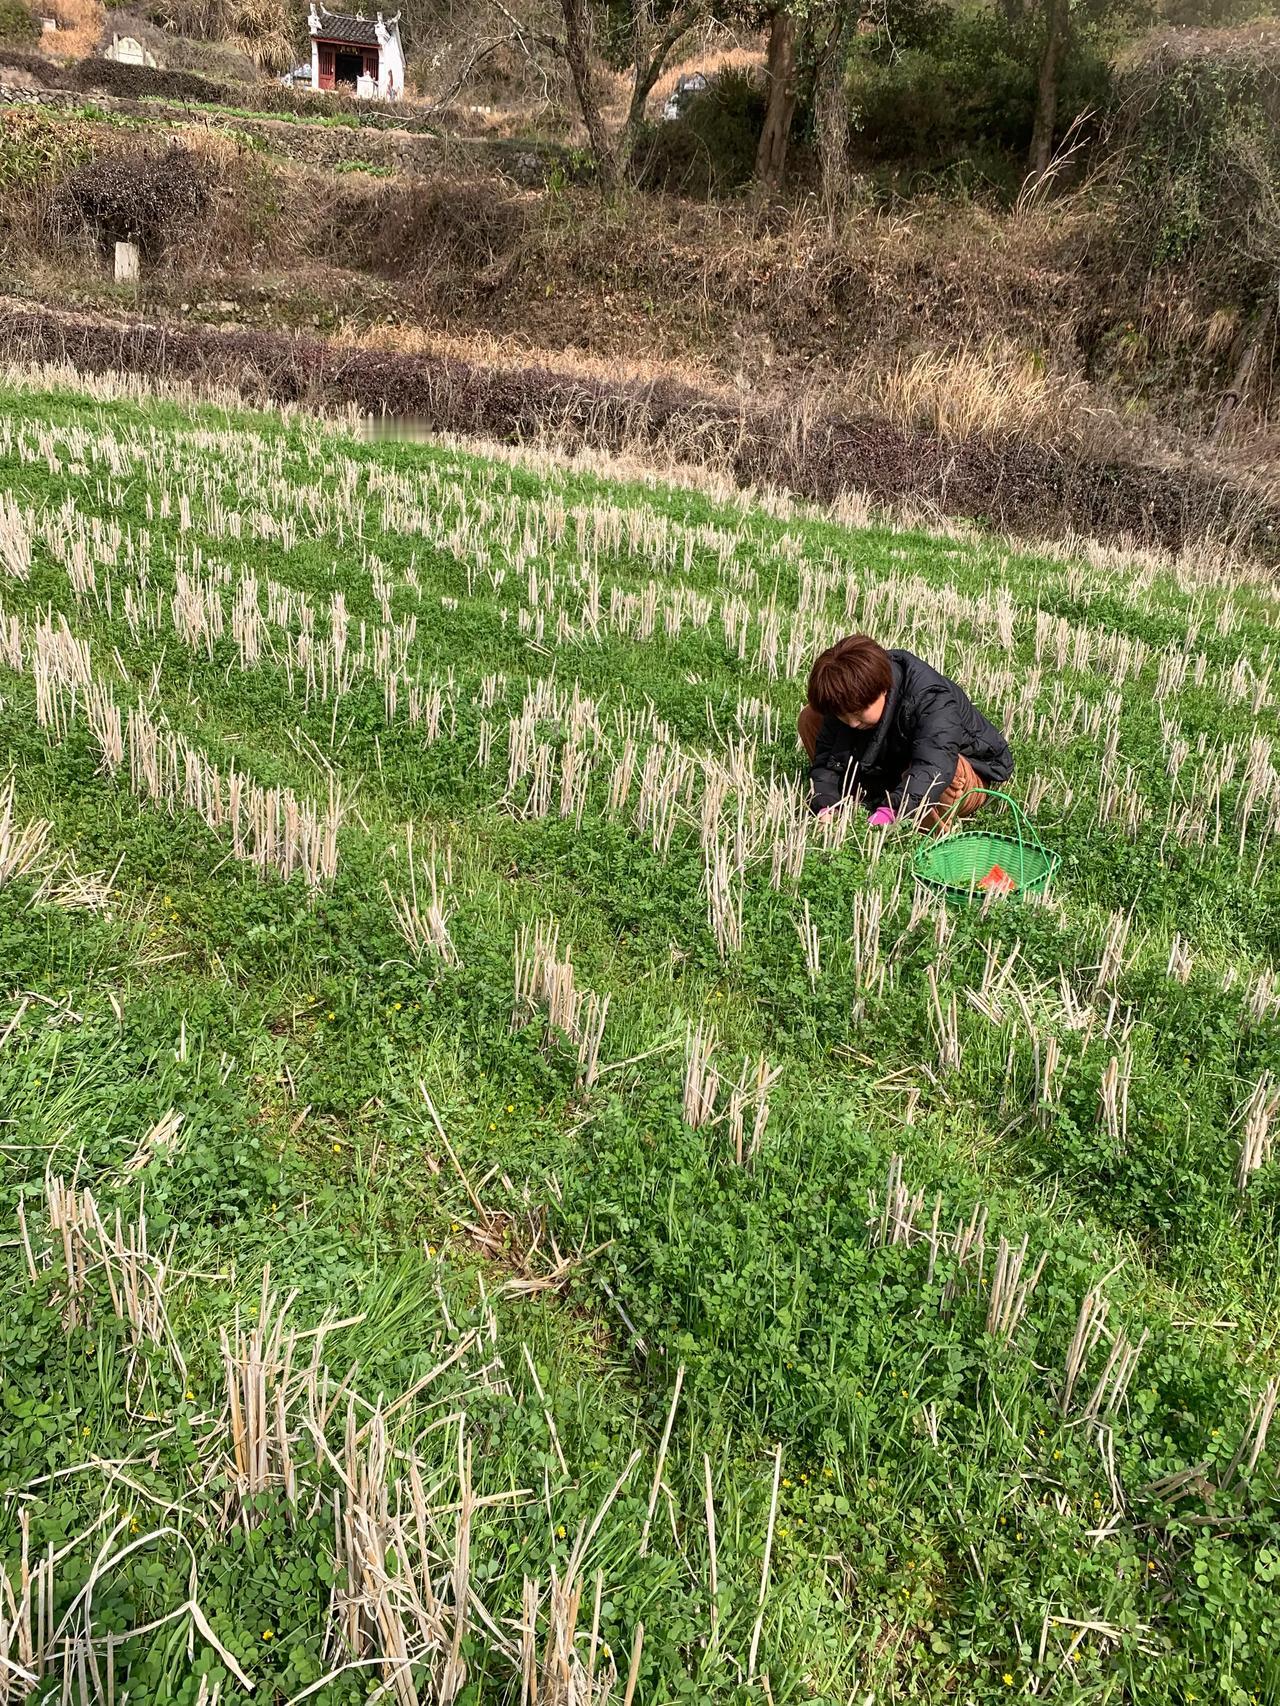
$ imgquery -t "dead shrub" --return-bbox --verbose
[309,175,527,286]
[53,143,212,260]
[0,45,234,98]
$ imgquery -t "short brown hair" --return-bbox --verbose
[807,635,893,718]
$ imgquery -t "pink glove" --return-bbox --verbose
[868,806,896,826]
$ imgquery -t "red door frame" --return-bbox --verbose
[317,40,378,89]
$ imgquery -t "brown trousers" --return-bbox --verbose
[797,705,985,831]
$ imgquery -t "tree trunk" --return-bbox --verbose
[1027,0,1068,181]
[814,3,853,216]
[559,0,617,189]
[754,8,798,190]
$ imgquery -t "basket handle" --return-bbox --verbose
[933,786,1050,884]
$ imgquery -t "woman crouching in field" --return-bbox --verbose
[800,634,1013,829]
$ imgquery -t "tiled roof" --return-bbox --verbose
[313,9,379,44]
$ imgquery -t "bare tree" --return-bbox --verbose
[554,0,708,188]
[618,0,709,175]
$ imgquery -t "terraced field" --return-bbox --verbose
[1,367,1278,1705]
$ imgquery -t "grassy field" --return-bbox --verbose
[0,368,1279,1706]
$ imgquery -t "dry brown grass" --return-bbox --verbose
[594,23,763,128]
[38,0,103,60]
[648,40,763,105]
[840,338,1123,456]
[330,318,731,397]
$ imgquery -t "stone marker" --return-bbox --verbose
[114,241,140,284]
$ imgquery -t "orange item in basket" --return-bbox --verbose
[978,863,1017,895]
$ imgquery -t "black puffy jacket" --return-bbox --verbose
[808,649,1013,815]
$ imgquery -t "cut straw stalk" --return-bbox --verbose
[747,1443,783,1683]
[513,918,610,1084]
[0,779,54,888]
[984,1235,1047,1344]
[386,822,460,966]
[1236,1072,1279,1188]
[683,1025,780,1163]
[794,900,820,986]
[639,1366,684,1557]
[682,1020,718,1128]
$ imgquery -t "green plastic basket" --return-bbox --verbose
[913,788,1058,901]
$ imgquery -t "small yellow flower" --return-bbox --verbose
[427,1244,436,1257]
[556,1525,565,1539]
[1003,1674,1014,1687]
[1147,1561,1156,1572]
[81,1426,89,1436]
[394,1001,402,1010]
[262,1630,273,1641]
[332,1142,342,1152]
[184,1390,194,1400]
[506,1104,514,1113]
[1052,1450,1062,1460]
[130,1519,139,1533]
[327,1012,336,1021]
[823,1467,833,1477]
[489,1122,497,1131]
